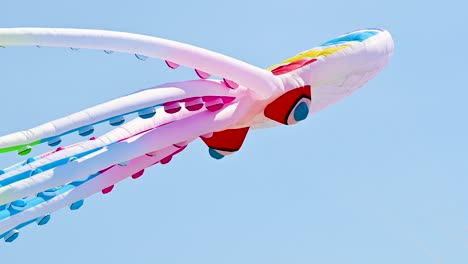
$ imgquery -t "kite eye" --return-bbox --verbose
[286,97,311,125]
[264,86,311,125]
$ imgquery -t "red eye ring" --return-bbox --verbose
[264,86,311,125]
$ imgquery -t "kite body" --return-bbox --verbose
[0,28,393,242]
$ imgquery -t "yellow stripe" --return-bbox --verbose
[267,44,350,70]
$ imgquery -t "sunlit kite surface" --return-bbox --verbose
[0,28,393,242]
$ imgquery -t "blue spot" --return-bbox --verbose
[109,116,125,126]
[11,200,27,208]
[4,230,19,242]
[138,107,156,119]
[209,148,224,160]
[48,137,62,147]
[70,200,84,210]
[45,187,59,193]
[32,168,43,175]
[321,31,379,46]
[25,157,36,164]
[139,112,155,119]
[294,102,309,122]
[37,215,51,226]
[118,160,129,166]
[135,54,148,61]
[78,126,94,137]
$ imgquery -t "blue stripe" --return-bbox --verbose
[0,147,104,187]
[320,30,379,47]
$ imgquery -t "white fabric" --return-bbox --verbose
[0,145,183,235]
[0,28,282,98]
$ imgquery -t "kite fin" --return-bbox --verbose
[201,127,249,159]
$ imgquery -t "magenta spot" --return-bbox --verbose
[186,104,203,111]
[172,146,187,155]
[222,97,236,103]
[99,166,114,174]
[56,147,65,152]
[205,98,224,112]
[173,143,184,148]
[223,78,239,89]
[164,102,182,114]
[161,155,172,164]
[202,96,218,102]
[89,137,96,140]
[185,98,203,111]
[102,185,114,194]
[206,103,224,111]
[195,69,210,79]
[165,60,180,69]
[132,170,145,179]
[165,106,181,114]
[145,150,158,157]
[185,98,204,111]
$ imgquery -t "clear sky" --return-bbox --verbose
[0,1,467,263]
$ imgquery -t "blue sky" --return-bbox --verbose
[0,1,467,263]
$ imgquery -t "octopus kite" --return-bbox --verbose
[0,28,393,242]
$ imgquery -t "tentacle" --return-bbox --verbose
[0,95,255,241]
[0,115,178,210]
[0,97,254,206]
[0,81,252,194]
[0,79,243,155]
[0,28,282,98]
[0,144,187,240]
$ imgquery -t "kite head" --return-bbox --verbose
[263,29,394,126]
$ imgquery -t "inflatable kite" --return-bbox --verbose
[0,28,393,242]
